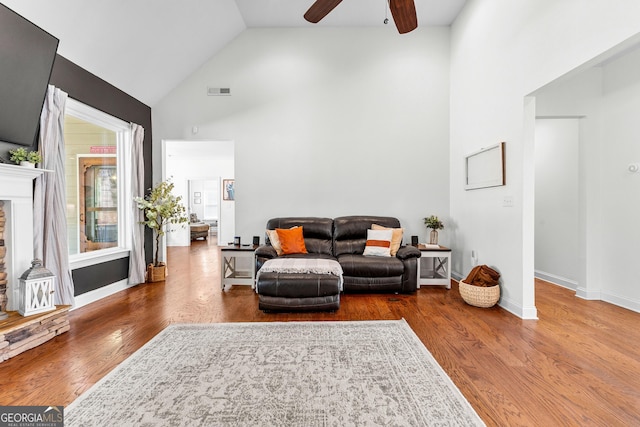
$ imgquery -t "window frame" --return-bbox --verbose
[65,98,132,270]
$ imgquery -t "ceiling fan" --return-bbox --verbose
[304,0,418,34]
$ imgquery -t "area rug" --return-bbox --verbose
[66,320,484,426]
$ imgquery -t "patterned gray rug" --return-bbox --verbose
[66,320,484,426]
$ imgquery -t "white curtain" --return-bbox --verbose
[34,85,75,305]
[128,123,146,284]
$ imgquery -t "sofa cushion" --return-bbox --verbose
[333,216,401,257]
[337,254,404,277]
[266,217,333,256]
[276,227,308,255]
[363,228,393,257]
[279,253,335,261]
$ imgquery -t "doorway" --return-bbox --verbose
[534,118,580,290]
[163,140,235,250]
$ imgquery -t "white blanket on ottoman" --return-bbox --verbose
[257,258,344,291]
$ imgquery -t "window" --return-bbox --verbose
[64,98,132,268]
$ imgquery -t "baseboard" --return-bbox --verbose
[451,271,538,320]
[72,279,138,311]
[575,287,601,300]
[498,295,538,320]
[599,291,640,314]
[534,270,577,290]
[458,270,637,316]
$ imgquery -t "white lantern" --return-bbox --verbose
[18,259,55,316]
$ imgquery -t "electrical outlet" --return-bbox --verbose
[471,250,478,266]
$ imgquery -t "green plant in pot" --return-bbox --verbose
[423,215,444,245]
[9,147,42,167]
[134,179,188,281]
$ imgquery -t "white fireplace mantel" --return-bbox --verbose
[0,163,48,311]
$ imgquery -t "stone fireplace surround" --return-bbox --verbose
[0,163,45,312]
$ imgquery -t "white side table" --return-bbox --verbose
[220,245,256,290]
[417,244,451,289]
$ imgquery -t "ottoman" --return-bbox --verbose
[256,259,343,312]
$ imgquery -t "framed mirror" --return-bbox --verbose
[465,142,505,190]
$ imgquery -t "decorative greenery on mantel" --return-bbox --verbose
[8,147,41,165]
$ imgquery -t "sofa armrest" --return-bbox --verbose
[397,245,420,293]
[255,245,277,258]
[255,245,277,273]
[396,245,421,260]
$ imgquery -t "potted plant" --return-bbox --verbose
[9,147,41,167]
[134,179,188,282]
[423,215,444,245]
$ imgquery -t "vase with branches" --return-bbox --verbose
[134,179,188,269]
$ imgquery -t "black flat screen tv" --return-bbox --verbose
[0,4,59,147]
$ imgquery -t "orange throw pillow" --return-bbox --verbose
[275,226,308,255]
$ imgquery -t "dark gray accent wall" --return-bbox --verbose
[49,55,153,296]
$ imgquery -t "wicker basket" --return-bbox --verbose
[147,263,167,283]
[459,280,500,308]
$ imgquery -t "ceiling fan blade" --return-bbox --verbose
[389,0,418,34]
[304,0,344,23]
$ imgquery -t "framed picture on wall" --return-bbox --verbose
[223,179,235,201]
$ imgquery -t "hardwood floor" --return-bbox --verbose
[1,239,639,426]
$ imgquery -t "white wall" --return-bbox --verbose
[599,48,640,310]
[534,119,580,288]
[153,27,451,246]
[450,0,640,318]
[188,179,206,221]
[189,179,219,223]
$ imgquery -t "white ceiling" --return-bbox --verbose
[2,0,466,107]
[236,0,466,28]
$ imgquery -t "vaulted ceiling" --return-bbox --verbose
[2,0,466,107]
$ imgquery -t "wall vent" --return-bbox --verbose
[207,87,231,96]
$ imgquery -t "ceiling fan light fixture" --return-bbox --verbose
[304,0,417,34]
